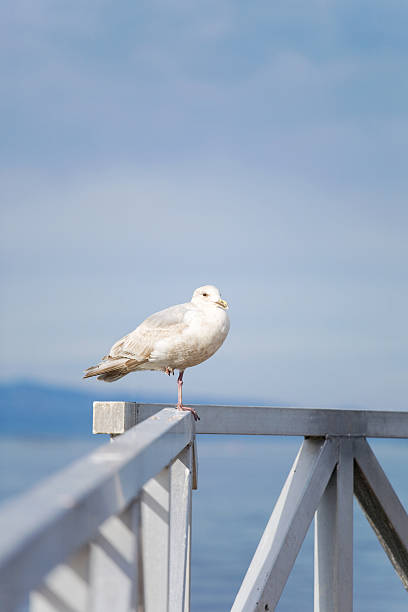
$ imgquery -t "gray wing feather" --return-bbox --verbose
[109,303,191,360]
[142,303,191,328]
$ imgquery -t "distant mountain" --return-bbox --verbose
[0,380,176,437]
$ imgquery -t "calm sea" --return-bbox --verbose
[0,434,407,611]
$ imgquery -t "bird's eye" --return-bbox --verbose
[202,292,208,297]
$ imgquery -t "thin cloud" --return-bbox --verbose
[1,1,407,410]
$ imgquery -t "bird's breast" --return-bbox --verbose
[149,307,229,370]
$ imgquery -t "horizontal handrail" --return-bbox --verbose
[94,402,408,438]
[0,408,194,611]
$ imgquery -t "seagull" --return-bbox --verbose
[83,285,230,421]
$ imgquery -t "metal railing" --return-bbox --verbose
[0,403,407,611]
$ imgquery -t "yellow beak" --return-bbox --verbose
[216,299,229,309]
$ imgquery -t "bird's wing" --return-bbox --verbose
[108,303,191,360]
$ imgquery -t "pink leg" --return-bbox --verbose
[177,371,200,421]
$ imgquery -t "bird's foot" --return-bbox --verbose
[165,367,174,376]
[176,404,200,421]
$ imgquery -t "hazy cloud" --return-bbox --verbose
[1,1,407,410]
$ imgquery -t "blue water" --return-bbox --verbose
[0,435,407,611]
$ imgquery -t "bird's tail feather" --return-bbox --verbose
[96,370,128,382]
[83,357,129,382]
[83,356,149,382]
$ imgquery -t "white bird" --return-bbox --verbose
[83,285,230,421]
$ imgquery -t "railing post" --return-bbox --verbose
[89,400,143,610]
[168,444,193,612]
[314,438,353,612]
[140,467,171,611]
[92,402,196,611]
[93,401,173,611]
[93,401,138,437]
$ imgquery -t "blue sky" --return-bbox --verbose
[1,1,407,410]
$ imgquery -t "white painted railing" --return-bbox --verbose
[0,403,407,612]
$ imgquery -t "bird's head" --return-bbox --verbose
[191,285,229,310]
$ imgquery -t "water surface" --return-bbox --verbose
[1,435,407,611]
